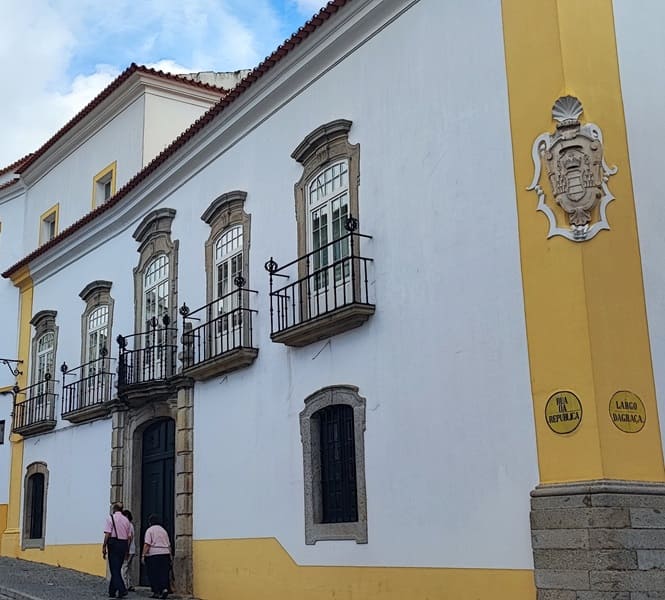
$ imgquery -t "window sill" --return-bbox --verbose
[271,303,375,347]
[305,520,368,545]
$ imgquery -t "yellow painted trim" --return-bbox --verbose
[91,161,117,209]
[38,204,59,246]
[502,0,665,483]
[17,544,105,577]
[193,538,535,600]
[1,267,32,557]
[0,505,7,554]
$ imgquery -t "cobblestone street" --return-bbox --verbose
[0,558,191,600]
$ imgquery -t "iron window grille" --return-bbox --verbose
[316,404,358,523]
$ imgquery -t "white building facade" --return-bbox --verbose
[2,1,665,599]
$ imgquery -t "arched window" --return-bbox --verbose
[300,385,367,544]
[36,332,54,383]
[214,225,243,300]
[143,255,170,329]
[30,310,58,387]
[86,305,109,364]
[22,462,49,549]
[307,161,350,292]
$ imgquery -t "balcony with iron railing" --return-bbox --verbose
[116,315,178,405]
[180,278,259,381]
[60,351,114,423]
[265,218,374,347]
[13,374,57,436]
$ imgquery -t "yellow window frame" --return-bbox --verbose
[92,161,117,209]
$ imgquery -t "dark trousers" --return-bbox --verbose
[146,554,171,595]
[107,538,128,597]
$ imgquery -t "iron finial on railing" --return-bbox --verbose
[264,258,278,273]
[100,347,108,358]
[116,334,127,349]
[344,215,358,232]
[12,384,20,395]
[162,314,170,327]
[179,303,190,318]
[151,316,158,328]
[44,372,51,381]
[60,362,68,375]
[234,275,246,288]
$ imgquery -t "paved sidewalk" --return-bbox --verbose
[0,557,191,600]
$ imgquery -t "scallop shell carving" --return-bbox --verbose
[552,95,583,123]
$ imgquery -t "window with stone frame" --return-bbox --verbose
[292,120,360,319]
[77,281,114,408]
[132,208,178,338]
[30,310,58,391]
[22,462,49,549]
[201,191,251,348]
[299,385,367,545]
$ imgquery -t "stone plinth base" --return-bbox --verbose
[531,480,665,599]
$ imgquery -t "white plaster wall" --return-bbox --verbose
[19,0,537,571]
[142,92,216,166]
[21,419,111,544]
[182,0,535,569]
[22,96,145,255]
[614,0,665,459]
[0,191,25,389]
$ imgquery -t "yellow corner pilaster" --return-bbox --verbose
[1,265,32,556]
[502,0,665,483]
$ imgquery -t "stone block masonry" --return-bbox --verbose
[531,481,665,599]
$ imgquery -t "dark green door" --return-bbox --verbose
[140,419,175,585]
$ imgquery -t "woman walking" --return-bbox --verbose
[141,514,172,599]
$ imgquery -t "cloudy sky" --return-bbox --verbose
[0,0,325,167]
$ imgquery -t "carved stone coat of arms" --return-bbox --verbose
[527,96,617,242]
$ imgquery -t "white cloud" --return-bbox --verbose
[293,0,325,15]
[0,0,291,167]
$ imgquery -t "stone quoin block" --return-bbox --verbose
[631,509,665,529]
[531,529,590,549]
[533,548,637,571]
[534,569,590,590]
[531,507,632,530]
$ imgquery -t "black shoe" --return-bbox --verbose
[161,590,168,599]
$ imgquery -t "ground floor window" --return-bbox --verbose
[22,462,49,549]
[299,385,367,544]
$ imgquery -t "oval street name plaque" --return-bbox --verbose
[609,390,646,433]
[545,390,582,434]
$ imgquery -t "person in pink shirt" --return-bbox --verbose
[141,514,172,599]
[102,502,132,598]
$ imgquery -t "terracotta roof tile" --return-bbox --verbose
[0,178,20,192]
[2,0,351,279]
[0,153,33,177]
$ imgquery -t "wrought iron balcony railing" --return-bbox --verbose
[117,316,178,390]
[180,279,258,380]
[60,352,114,422]
[265,220,375,347]
[13,374,57,436]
